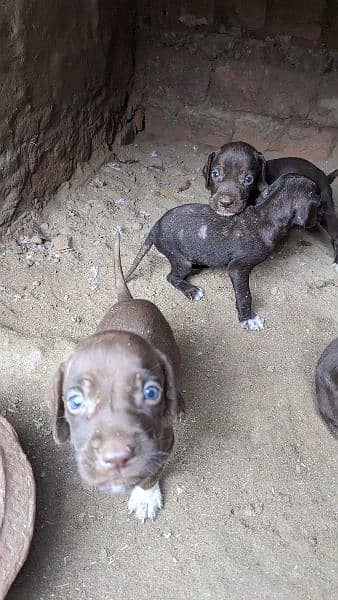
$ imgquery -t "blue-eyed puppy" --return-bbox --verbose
[49,234,183,522]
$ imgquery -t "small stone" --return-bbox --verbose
[267,365,275,372]
[115,197,127,205]
[159,188,171,198]
[176,485,184,496]
[89,265,99,279]
[51,235,73,253]
[177,180,191,193]
[150,150,160,158]
[20,236,31,246]
[30,235,43,245]
[107,162,121,171]
[25,253,35,266]
[89,178,107,188]
[112,224,124,235]
[139,209,150,219]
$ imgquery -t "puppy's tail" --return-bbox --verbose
[113,232,132,302]
[327,169,338,184]
[125,227,156,283]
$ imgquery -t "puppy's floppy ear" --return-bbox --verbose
[255,151,268,192]
[202,151,216,189]
[156,350,183,418]
[48,362,70,444]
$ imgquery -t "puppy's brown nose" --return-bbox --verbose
[100,444,133,469]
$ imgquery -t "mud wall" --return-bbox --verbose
[0,0,136,232]
[135,0,338,160]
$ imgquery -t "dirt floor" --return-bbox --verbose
[1,135,338,600]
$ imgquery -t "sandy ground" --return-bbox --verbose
[1,135,338,600]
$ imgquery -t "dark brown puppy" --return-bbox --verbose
[315,337,338,438]
[202,141,266,216]
[203,141,338,265]
[49,234,183,522]
[126,175,320,331]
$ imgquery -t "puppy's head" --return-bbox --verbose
[49,331,175,493]
[202,141,267,216]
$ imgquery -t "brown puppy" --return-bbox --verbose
[125,175,320,331]
[315,338,338,438]
[202,141,266,216]
[49,234,183,522]
[203,141,338,265]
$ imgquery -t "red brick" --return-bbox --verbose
[145,108,232,147]
[138,46,210,107]
[210,61,319,120]
[265,0,325,40]
[271,128,333,161]
[310,73,338,128]
[232,114,283,152]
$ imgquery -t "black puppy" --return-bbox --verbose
[203,141,338,265]
[126,175,320,331]
[315,338,338,437]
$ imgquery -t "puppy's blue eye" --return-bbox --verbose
[67,393,84,412]
[143,384,161,403]
[244,174,254,185]
[211,169,220,179]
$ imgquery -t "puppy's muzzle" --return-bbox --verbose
[210,194,246,216]
[92,431,136,472]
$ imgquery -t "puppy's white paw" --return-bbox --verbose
[240,314,264,331]
[128,483,163,523]
[332,262,338,273]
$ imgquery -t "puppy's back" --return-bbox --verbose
[315,337,338,437]
[96,234,180,385]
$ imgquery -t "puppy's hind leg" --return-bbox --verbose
[166,256,204,301]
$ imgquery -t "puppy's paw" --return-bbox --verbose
[240,314,264,331]
[183,285,204,301]
[128,483,163,523]
[332,262,338,273]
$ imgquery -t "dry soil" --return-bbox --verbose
[1,135,338,600]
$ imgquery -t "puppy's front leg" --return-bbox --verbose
[128,423,174,522]
[227,260,264,331]
[128,479,163,523]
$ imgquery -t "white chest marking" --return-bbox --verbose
[197,225,208,240]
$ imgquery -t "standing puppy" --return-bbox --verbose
[49,235,183,522]
[204,142,338,265]
[125,175,320,331]
[315,338,338,437]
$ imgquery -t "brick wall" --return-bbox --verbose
[134,2,338,159]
